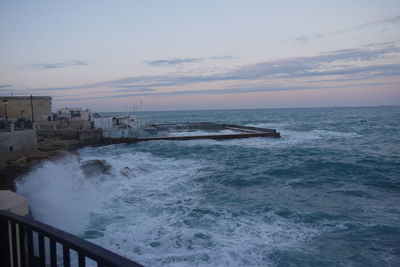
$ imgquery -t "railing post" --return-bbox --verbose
[63,246,70,267]
[50,239,57,267]
[11,222,19,267]
[18,224,27,267]
[38,233,45,267]
[26,228,35,267]
[0,218,11,267]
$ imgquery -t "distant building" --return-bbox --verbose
[0,96,52,122]
[55,107,92,121]
[94,115,138,139]
[94,115,136,129]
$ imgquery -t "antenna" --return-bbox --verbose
[133,104,138,137]
[136,103,139,135]
[142,102,145,128]
[140,101,143,128]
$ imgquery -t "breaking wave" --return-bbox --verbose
[16,146,331,266]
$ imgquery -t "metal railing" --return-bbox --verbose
[0,210,143,267]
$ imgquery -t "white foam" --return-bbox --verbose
[174,129,362,149]
[16,155,106,234]
[245,122,290,129]
[16,147,204,237]
[16,144,336,266]
[168,129,238,137]
[88,206,323,266]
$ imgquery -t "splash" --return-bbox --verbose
[16,155,105,234]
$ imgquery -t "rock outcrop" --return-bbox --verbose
[81,159,112,177]
[0,137,93,190]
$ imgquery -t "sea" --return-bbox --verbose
[16,106,400,266]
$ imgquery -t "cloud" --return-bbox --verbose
[299,64,400,78]
[29,60,88,70]
[209,56,236,60]
[112,88,157,93]
[216,45,400,81]
[295,15,400,42]
[23,42,400,98]
[48,49,400,89]
[147,58,203,66]
[116,83,177,88]
[53,76,400,103]
[54,84,318,102]
[146,56,235,66]
[356,15,400,30]
[0,85,12,89]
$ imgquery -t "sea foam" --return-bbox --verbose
[16,145,328,266]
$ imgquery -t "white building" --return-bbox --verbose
[93,115,136,129]
[94,115,138,138]
[55,108,92,121]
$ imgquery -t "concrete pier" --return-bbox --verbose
[35,122,280,145]
[132,122,279,142]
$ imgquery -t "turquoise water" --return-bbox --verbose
[17,106,400,266]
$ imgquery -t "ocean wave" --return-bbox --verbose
[88,206,326,266]
[16,149,204,235]
[15,146,331,266]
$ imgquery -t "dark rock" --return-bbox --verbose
[81,160,111,177]
[0,164,31,190]
[120,167,137,178]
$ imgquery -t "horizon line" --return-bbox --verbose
[81,104,400,113]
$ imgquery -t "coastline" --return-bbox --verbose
[0,137,93,191]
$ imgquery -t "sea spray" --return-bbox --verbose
[16,155,106,234]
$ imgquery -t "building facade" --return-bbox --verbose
[0,96,52,122]
[55,107,92,121]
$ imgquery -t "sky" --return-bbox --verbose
[0,0,399,111]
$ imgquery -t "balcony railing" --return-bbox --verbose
[0,210,143,267]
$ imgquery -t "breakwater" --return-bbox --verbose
[36,122,280,144]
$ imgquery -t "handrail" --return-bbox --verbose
[0,210,143,267]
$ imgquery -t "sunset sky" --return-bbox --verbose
[0,0,399,111]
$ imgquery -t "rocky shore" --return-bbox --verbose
[0,137,92,191]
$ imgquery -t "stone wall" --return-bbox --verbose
[36,128,103,141]
[103,127,138,139]
[0,96,52,122]
[36,120,94,130]
[0,130,37,162]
